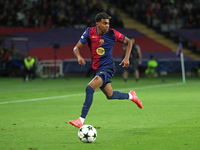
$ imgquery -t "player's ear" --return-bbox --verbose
[96,22,98,26]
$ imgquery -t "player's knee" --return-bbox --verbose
[85,85,94,94]
[106,92,113,100]
[106,95,111,99]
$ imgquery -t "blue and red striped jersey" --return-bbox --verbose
[79,26,125,70]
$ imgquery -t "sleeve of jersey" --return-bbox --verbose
[79,27,90,44]
[113,29,125,43]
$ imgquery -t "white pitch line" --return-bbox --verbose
[117,82,184,92]
[0,82,183,105]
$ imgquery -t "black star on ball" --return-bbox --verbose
[93,133,97,138]
[83,133,89,139]
[87,126,93,130]
[79,128,83,132]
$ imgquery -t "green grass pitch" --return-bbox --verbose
[0,76,200,150]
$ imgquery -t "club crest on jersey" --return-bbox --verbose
[99,39,104,44]
[96,47,105,56]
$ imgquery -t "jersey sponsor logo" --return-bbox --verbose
[96,47,105,56]
[99,39,104,44]
[92,36,98,38]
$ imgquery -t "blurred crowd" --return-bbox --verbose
[0,0,124,28]
[0,43,25,76]
[107,0,200,29]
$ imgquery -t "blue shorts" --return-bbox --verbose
[96,67,116,90]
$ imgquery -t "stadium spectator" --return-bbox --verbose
[1,0,199,29]
[107,0,200,29]
[198,65,200,77]
[0,44,12,75]
[145,55,158,78]
[23,55,36,81]
[194,63,200,77]
[0,45,9,65]
[145,3,155,26]
[184,0,194,11]
[0,0,124,28]
[184,13,198,29]
[8,44,24,60]
[0,45,7,68]
[16,8,26,26]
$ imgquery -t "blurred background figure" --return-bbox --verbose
[122,38,142,82]
[0,44,10,76]
[8,44,23,60]
[0,45,7,69]
[198,66,200,77]
[23,55,36,81]
[194,63,200,77]
[145,55,158,78]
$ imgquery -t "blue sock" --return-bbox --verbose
[108,91,129,100]
[80,85,94,118]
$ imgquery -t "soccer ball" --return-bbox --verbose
[78,125,97,143]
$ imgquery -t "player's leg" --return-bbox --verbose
[80,75,102,119]
[134,69,139,82]
[102,83,143,109]
[69,75,103,128]
[131,60,139,82]
[102,83,128,99]
[88,75,103,91]
[23,69,27,81]
[123,69,129,82]
[31,68,36,80]
[23,69,29,81]
[27,70,31,81]
[132,60,139,82]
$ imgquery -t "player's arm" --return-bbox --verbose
[73,41,86,66]
[119,36,132,68]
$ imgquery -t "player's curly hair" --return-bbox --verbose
[95,12,111,22]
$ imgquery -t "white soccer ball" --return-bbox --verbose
[78,125,97,143]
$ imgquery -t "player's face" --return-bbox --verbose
[97,19,110,34]
[27,56,31,61]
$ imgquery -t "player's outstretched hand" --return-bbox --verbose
[78,57,86,66]
[119,59,129,68]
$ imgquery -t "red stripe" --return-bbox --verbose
[0,27,48,35]
[89,27,102,70]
